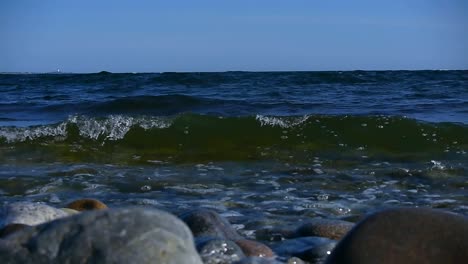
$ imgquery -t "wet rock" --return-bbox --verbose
[326,207,468,264]
[235,239,275,258]
[180,209,243,241]
[234,257,283,264]
[272,236,336,262]
[256,226,296,241]
[338,214,364,223]
[180,210,276,261]
[294,218,354,240]
[0,202,69,228]
[294,243,336,263]
[0,223,30,238]
[66,198,108,211]
[196,237,245,264]
[0,207,203,264]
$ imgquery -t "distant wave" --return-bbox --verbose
[1,71,467,126]
[84,95,232,115]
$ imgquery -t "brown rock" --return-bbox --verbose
[66,199,107,211]
[295,218,354,240]
[235,239,275,258]
[326,207,468,264]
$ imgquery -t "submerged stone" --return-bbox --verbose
[272,236,336,262]
[0,207,203,264]
[256,226,296,241]
[294,218,354,240]
[196,237,245,264]
[326,207,468,264]
[180,209,243,241]
[180,209,275,260]
[233,257,283,264]
[235,239,275,258]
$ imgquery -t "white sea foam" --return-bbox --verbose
[0,122,68,142]
[0,115,172,142]
[68,115,171,140]
[255,114,310,128]
[430,160,446,170]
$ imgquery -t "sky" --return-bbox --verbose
[1,0,467,72]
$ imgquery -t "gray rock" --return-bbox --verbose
[0,202,69,228]
[272,236,336,262]
[294,218,354,240]
[196,237,245,264]
[0,223,30,238]
[180,209,243,241]
[326,207,468,264]
[0,207,203,264]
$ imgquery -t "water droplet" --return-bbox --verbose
[141,185,152,192]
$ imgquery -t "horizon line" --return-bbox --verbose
[1,68,467,74]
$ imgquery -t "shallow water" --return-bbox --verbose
[0,71,467,234]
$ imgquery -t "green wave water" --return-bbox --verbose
[1,114,466,164]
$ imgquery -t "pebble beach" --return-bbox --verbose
[0,199,467,263]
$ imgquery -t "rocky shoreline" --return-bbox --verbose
[0,199,467,263]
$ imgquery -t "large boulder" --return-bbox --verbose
[0,202,69,228]
[326,208,468,264]
[0,207,203,264]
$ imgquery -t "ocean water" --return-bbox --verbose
[0,71,467,231]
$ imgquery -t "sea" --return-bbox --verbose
[0,70,467,232]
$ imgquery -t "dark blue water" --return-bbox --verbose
[1,71,467,126]
[0,71,467,228]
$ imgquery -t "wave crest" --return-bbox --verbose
[0,115,171,142]
[255,115,310,128]
[68,115,171,140]
[0,123,68,142]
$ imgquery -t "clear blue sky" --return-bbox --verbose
[1,0,467,72]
